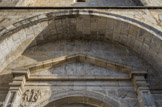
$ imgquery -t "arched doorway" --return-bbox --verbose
[41,91,125,107]
[45,97,109,107]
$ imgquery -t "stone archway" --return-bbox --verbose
[45,97,111,107]
[39,90,126,107]
[0,10,161,75]
[0,9,161,107]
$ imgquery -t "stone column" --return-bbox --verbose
[3,69,29,107]
[132,71,156,107]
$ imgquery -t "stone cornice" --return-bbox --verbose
[20,53,132,73]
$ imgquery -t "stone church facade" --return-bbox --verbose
[0,0,162,107]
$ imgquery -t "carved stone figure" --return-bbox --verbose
[22,89,41,102]
[34,90,41,101]
[23,90,30,102]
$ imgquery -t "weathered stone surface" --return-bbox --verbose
[159,14,162,22]
[0,6,162,107]
[18,0,138,7]
[1,0,162,6]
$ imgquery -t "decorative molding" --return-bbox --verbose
[20,53,132,73]
[133,75,156,107]
[10,54,149,81]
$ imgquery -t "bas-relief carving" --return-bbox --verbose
[20,89,42,107]
[22,89,41,102]
[32,62,128,76]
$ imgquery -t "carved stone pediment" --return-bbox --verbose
[13,54,136,80]
[27,53,131,74]
[9,54,150,107]
[32,62,129,77]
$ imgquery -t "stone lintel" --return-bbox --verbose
[29,75,131,81]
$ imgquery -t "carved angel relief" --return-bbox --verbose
[23,89,41,102]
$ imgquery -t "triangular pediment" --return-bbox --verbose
[32,61,129,77]
[19,53,132,76]
[12,54,147,80]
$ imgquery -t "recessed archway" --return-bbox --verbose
[40,90,126,107]
[45,96,109,107]
[0,10,162,88]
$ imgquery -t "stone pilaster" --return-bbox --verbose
[3,69,29,107]
[132,71,156,107]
